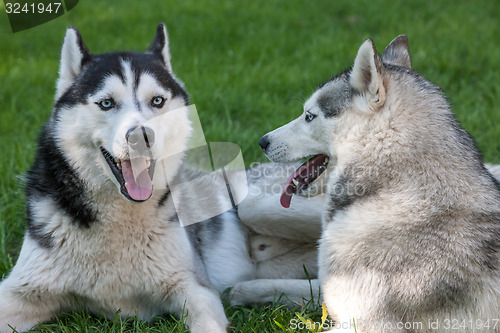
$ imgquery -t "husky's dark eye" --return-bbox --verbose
[96,98,115,111]
[305,112,316,122]
[151,96,165,108]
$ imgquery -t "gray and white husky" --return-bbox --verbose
[260,35,500,332]
[0,24,324,332]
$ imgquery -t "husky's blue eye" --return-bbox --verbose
[96,98,115,111]
[305,112,316,122]
[151,96,165,108]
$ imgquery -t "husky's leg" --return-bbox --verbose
[229,278,320,308]
[0,278,60,333]
[238,192,324,242]
[172,281,228,333]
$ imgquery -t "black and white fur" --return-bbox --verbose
[0,24,232,333]
[0,24,328,332]
[260,35,500,332]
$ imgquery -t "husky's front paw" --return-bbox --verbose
[228,283,246,306]
[229,281,258,307]
[0,315,37,333]
[229,280,273,306]
[188,318,228,333]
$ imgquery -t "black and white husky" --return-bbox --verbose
[0,24,324,332]
[0,23,230,333]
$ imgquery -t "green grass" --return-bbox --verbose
[1,0,500,332]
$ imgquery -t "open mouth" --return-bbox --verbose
[280,154,329,208]
[100,147,156,202]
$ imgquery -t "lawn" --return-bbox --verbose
[1,0,500,332]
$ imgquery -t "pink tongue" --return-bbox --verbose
[121,158,153,201]
[280,154,328,208]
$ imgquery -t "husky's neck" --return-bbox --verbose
[330,75,500,213]
[26,124,98,228]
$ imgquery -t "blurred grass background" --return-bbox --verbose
[0,0,499,331]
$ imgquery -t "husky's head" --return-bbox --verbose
[260,36,412,208]
[52,24,190,203]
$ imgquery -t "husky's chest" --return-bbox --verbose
[29,195,194,303]
[72,211,186,269]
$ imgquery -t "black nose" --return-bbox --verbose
[126,126,155,148]
[259,135,270,151]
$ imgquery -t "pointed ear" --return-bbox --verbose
[146,23,173,72]
[381,35,411,69]
[350,39,386,111]
[55,27,92,100]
